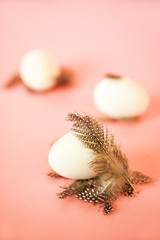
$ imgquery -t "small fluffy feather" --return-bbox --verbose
[49,113,152,214]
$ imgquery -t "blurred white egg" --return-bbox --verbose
[93,74,149,119]
[19,49,60,91]
[48,132,96,179]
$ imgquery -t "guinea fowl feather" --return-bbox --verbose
[67,113,136,193]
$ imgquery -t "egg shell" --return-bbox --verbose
[19,49,60,91]
[93,77,149,119]
[48,132,96,179]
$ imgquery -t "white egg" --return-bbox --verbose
[93,74,149,119]
[19,49,60,91]
[48,132,96,179]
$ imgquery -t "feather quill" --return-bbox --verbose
[49,113,152,214]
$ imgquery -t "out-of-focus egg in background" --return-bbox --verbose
[19,49,60,91]
[93,74,149,119]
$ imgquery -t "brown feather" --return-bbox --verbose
[67,113,136,192]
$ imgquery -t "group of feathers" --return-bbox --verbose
[48,113,151,215]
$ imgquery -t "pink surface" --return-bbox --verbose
[1,1,160,240]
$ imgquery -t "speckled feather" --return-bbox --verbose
[67,113,135,193]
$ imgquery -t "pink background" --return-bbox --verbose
[1,0,160,240]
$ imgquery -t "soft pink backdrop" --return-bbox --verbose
[0,1,160,240]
